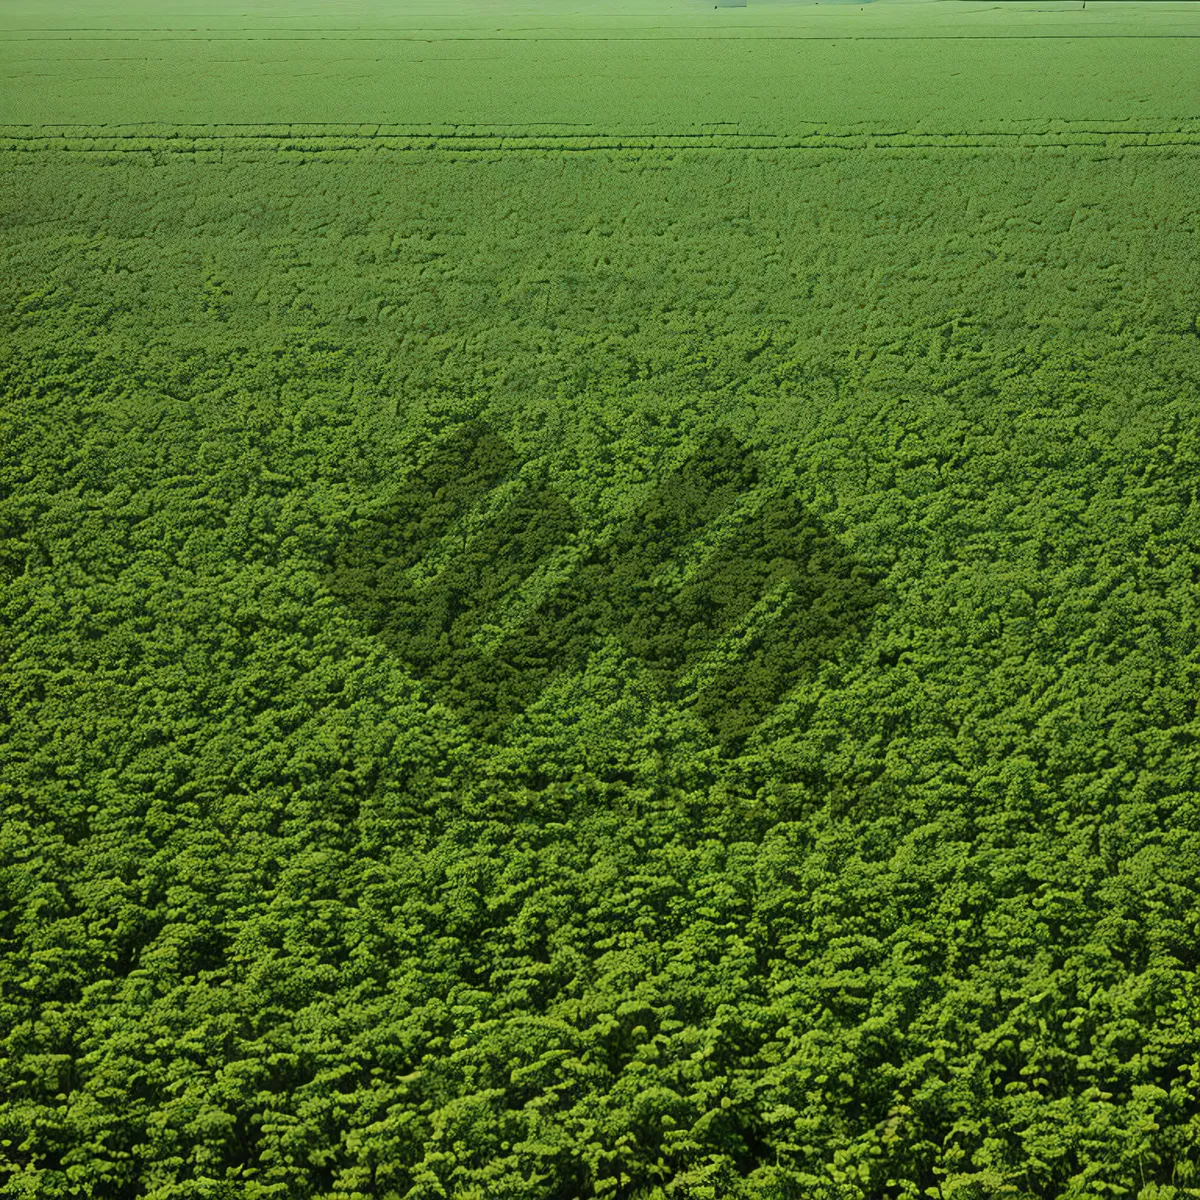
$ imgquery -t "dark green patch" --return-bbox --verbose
[326,423,884,751]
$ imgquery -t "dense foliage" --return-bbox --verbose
[2,135,1199,1199]
[325,421,884,752]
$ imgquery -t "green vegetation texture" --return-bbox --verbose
[3,3,1200,1199]
[3,0,1200,126]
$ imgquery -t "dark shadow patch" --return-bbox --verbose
[664,484,885,754]
[325,422,884,754]
[324,420,576,714]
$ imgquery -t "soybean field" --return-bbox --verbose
[2,2,1199,1198]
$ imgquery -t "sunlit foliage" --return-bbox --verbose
[2,115,1199,1200]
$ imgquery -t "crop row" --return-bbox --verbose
[2,135,1199,159]
[2,121,1199,151]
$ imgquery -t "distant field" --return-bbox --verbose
[2,0,1199,125]
[3,3,1200,1198]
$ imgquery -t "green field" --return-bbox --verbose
[3,2,1200,1197]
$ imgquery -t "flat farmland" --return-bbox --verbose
[2,0,1199,126]
[2,3,1200,1198]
